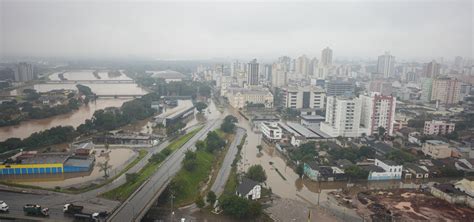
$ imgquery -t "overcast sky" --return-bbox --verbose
[1,0,472,61]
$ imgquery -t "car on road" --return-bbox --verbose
[0,201,8,212]
[64,203,84,214]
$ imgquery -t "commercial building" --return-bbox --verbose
[431,77,461,106]
[247,59,259,86]
[422,140,452,159]
[227,87,273,109]
[14,62,35,82]
[0,151,94,175]
[326,80,355,97]
[424,120,455,135]
[377,52,395,78]
[303,161,346,182]
[360,92,397,136]
[369,80,393,96]
[365,159,403,181]
[153,100,195,127]
[148,70,186,83]
[320,96,362,137]
[280,85,325,110]
[260,122,282,141]
[300,115,325,126]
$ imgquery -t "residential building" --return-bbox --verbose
[320,96,362,137]
[236,177,261,200]
[366,159,403,180]
[321,47,333,67]
[420,78,433,102]
[326,80,355,97]
[260,122,282,141]
[431,77,461,105]
[422,140,452,159]
[303,161,346,181]
[14,62,34,82]
[403,163,429,179]
[280,85,325,110]
[368,79,393,96]
[271,63,287,87]
[227,87,273,109]
[425,60,441,78]
[247,59,259,86]
[360,92,397,136]
[377,52,395,78]
[424,120,455,135]
[296,55,310,77]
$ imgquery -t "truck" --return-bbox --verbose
[63,203,84,214]
[23,204,49,216]
[73,211,108,222]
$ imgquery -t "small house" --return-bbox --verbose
[236,177,261,200]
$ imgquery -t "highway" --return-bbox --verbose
[210,127,246,196]
[108,119,222,222]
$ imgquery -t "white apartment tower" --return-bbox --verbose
[377,52,395,78]
[321,47,333,67]
[271,63,287,88]
[360,92,397,136]
[320,96,362,137]
[296,55,310,77]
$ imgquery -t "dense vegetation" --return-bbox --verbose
[221,115,238,133]
[219,195,262,219]
[245,165,267,183]
[136,77,212,98]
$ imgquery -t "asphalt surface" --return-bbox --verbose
[0,189,118,221]
[108,119,222,222]
[210,127,246,196]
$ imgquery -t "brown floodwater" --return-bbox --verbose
[0,99,129,141]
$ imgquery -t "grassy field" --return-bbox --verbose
[173,150,214,206]
[100,127,202,201]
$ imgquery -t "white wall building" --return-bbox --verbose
[320,96,362,137]
[281,85,325,110]
[360,92,397,136]
[227,87,273,109]
[368,159,403,180]
[260,122,282,141]
[377,52,395,78]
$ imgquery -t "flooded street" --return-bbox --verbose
[0,99,130,141]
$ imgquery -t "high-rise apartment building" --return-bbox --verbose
[247,59,259,86]
[271,63,287,88]
[14,62,34,82]
[321,47,333,67]
[369,79,393,96]
[360,93,397,136]
[425,60,440,78]
[326,80,355,97]
[431,77,461,106]
[295,55,310,77]
[320,96,362,137]
[420,78,433,102]
[310,57,319,76]
[377,52,395,78]
[280,85,325,110]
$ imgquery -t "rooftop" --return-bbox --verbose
[286,122,320,139]
[237,177,260,195]
[21,153,69,164]
[426,140,448,145]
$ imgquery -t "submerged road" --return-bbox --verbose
[108,119,222,222]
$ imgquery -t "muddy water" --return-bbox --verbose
[0,99,129,141]
[49,70,132,81]
[229,107,442,206]
[3,148,136,188]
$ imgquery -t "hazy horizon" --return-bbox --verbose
[1,0,473,61]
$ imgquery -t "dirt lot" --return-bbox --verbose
[350,189,474,222]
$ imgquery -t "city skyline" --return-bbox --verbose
[1,0,472,60]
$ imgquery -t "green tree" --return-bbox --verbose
[195,102,208,113]
[344,165,369,180]
[246,165,267,183]
[257,145,263,153]
[195,140,206,150]
[196,195,205,210]
[219,195,262,219]
[206,191,217,206]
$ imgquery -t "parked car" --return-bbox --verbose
[0,201,8,212]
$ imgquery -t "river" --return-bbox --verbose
[0,70,147,141]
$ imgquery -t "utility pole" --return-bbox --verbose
[170,192,175,222]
